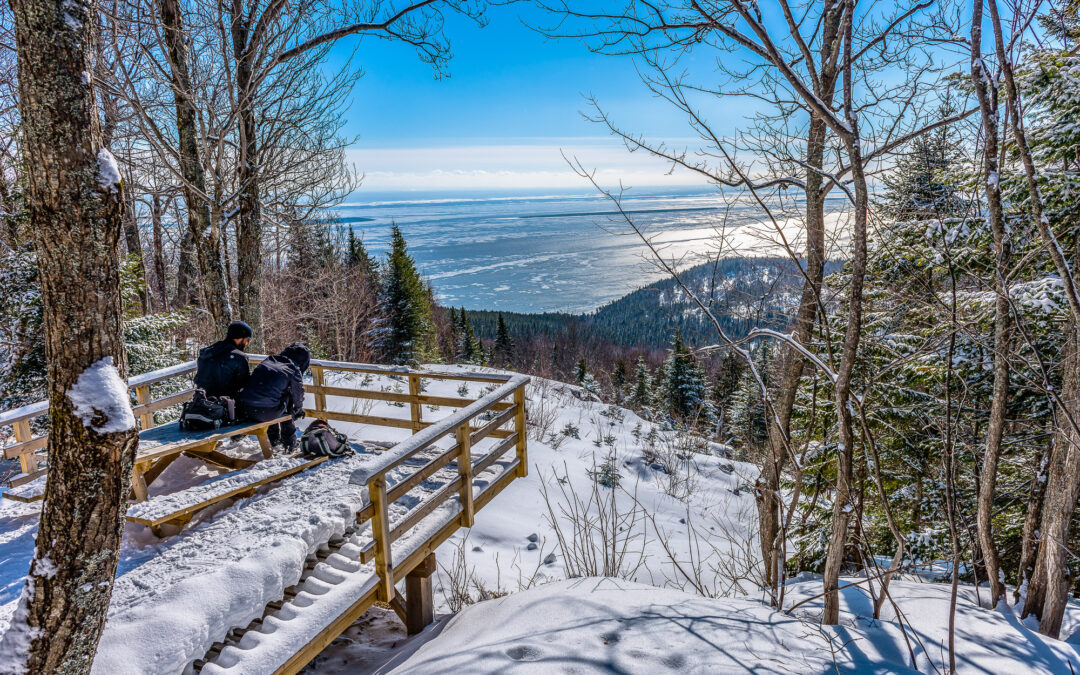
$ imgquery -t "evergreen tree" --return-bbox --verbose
[631,356,652,409]
[612,358,629,402]
[377,225,435,365]
[879,108,966,220]
[345,228,379,281]
[455,307,482,363]
[493,313,514,366]
[660,330,714,425]
[574,357,588,384]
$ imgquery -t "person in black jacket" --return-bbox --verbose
[238,342,310,451]
[193,321,253,399]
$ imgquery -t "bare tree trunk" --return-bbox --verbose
[0,0,139,668]
[823,7,868,624]
[970,2,1011,608]
[160,0,231,334]
[1023,324,1080,637]
[122,181,149,313]
[231,5,263,347]
[1016,442,1049,604]
[174,220,199,310]
[755,5,841,601]
[980,0,1080,636]
[151,193,168,311]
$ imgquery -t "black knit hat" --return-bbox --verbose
[226,321,253,341]
[280,342,311,372]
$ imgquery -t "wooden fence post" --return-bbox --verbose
[13,419,39,474]
[311,366,327,419]
[135,385,154,430]
[408,373,422,433]
[514,385,528,478]
[405,553,436,635]
[370,475,394,602]
[456,423,475,528]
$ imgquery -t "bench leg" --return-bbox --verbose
[131,463,150,502]
[141,453,181,487]
[405,553,436,635]
[256,429,274,460]
[185,441,255,471]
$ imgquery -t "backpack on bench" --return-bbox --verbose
[179,389,236,431]
[300,419,353,458]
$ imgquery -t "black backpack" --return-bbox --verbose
[300,419,353,458]
[179,389,236,431]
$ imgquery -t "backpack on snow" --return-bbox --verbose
[300,419,353,458]
[179,389,236,431]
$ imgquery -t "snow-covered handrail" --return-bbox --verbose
[0,357,524,481]
[355,374,529,484]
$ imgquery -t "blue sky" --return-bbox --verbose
[322,3,753,191]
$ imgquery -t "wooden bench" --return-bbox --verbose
[126,454,328,537]
[1,417,293,504]
[131,417,291,502]
[2,474,47,503]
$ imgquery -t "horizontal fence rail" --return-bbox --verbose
[0,357,519,483]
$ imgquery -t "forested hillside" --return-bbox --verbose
[469,257,842,348]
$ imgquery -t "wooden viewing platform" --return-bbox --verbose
[0,358,530,674]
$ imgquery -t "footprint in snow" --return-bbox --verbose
[505,645,543,661]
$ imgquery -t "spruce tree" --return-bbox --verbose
[660,330,714,425]
[631,356,652,409]
[612,358,628,402]
[455,307,482,363]
[494,313,515,366]
[345,228,379,281]
[378,225,435,365]
[879,108,966,220]
[575,357,588,384]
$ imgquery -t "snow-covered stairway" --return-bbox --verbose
[0,359,534,675]
[192,376,529,674]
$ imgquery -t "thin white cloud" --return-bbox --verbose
[345,141,712,190]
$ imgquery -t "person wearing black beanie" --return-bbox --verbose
[193,322,254,399]
[238,343,311,451]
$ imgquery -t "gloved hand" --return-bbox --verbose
[292,409,306,420]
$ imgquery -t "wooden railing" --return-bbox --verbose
[0,359,530,673]
[0,358,524,486]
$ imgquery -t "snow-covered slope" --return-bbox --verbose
[382,577,838,673]
[3,365,1079,674]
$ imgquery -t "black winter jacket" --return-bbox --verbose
[238,346,310,413]
[193,340,250,399]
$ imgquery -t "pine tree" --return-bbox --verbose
[631,356,652,409]
[345,228,379,281]
[879,107,966,220]
[575,357,588,384]
[612,358,629,402]
[378,225,435,365]
[493,313,515,366]
[455,307,482,363]
[660,330,714,425]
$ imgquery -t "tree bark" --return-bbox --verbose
[823,5,867,624]
[160,0,231,334]
[174,219,199,310]
[122,181,149,314]
[755,4,841,601]
[151,193,168,311]
[231,3,263,347]
[1022,323,1080,637]
[1016,443,1049,604]
[0,0,139,669]
[970,4,1011,607]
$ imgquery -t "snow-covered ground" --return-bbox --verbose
[2,365,1079,673]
